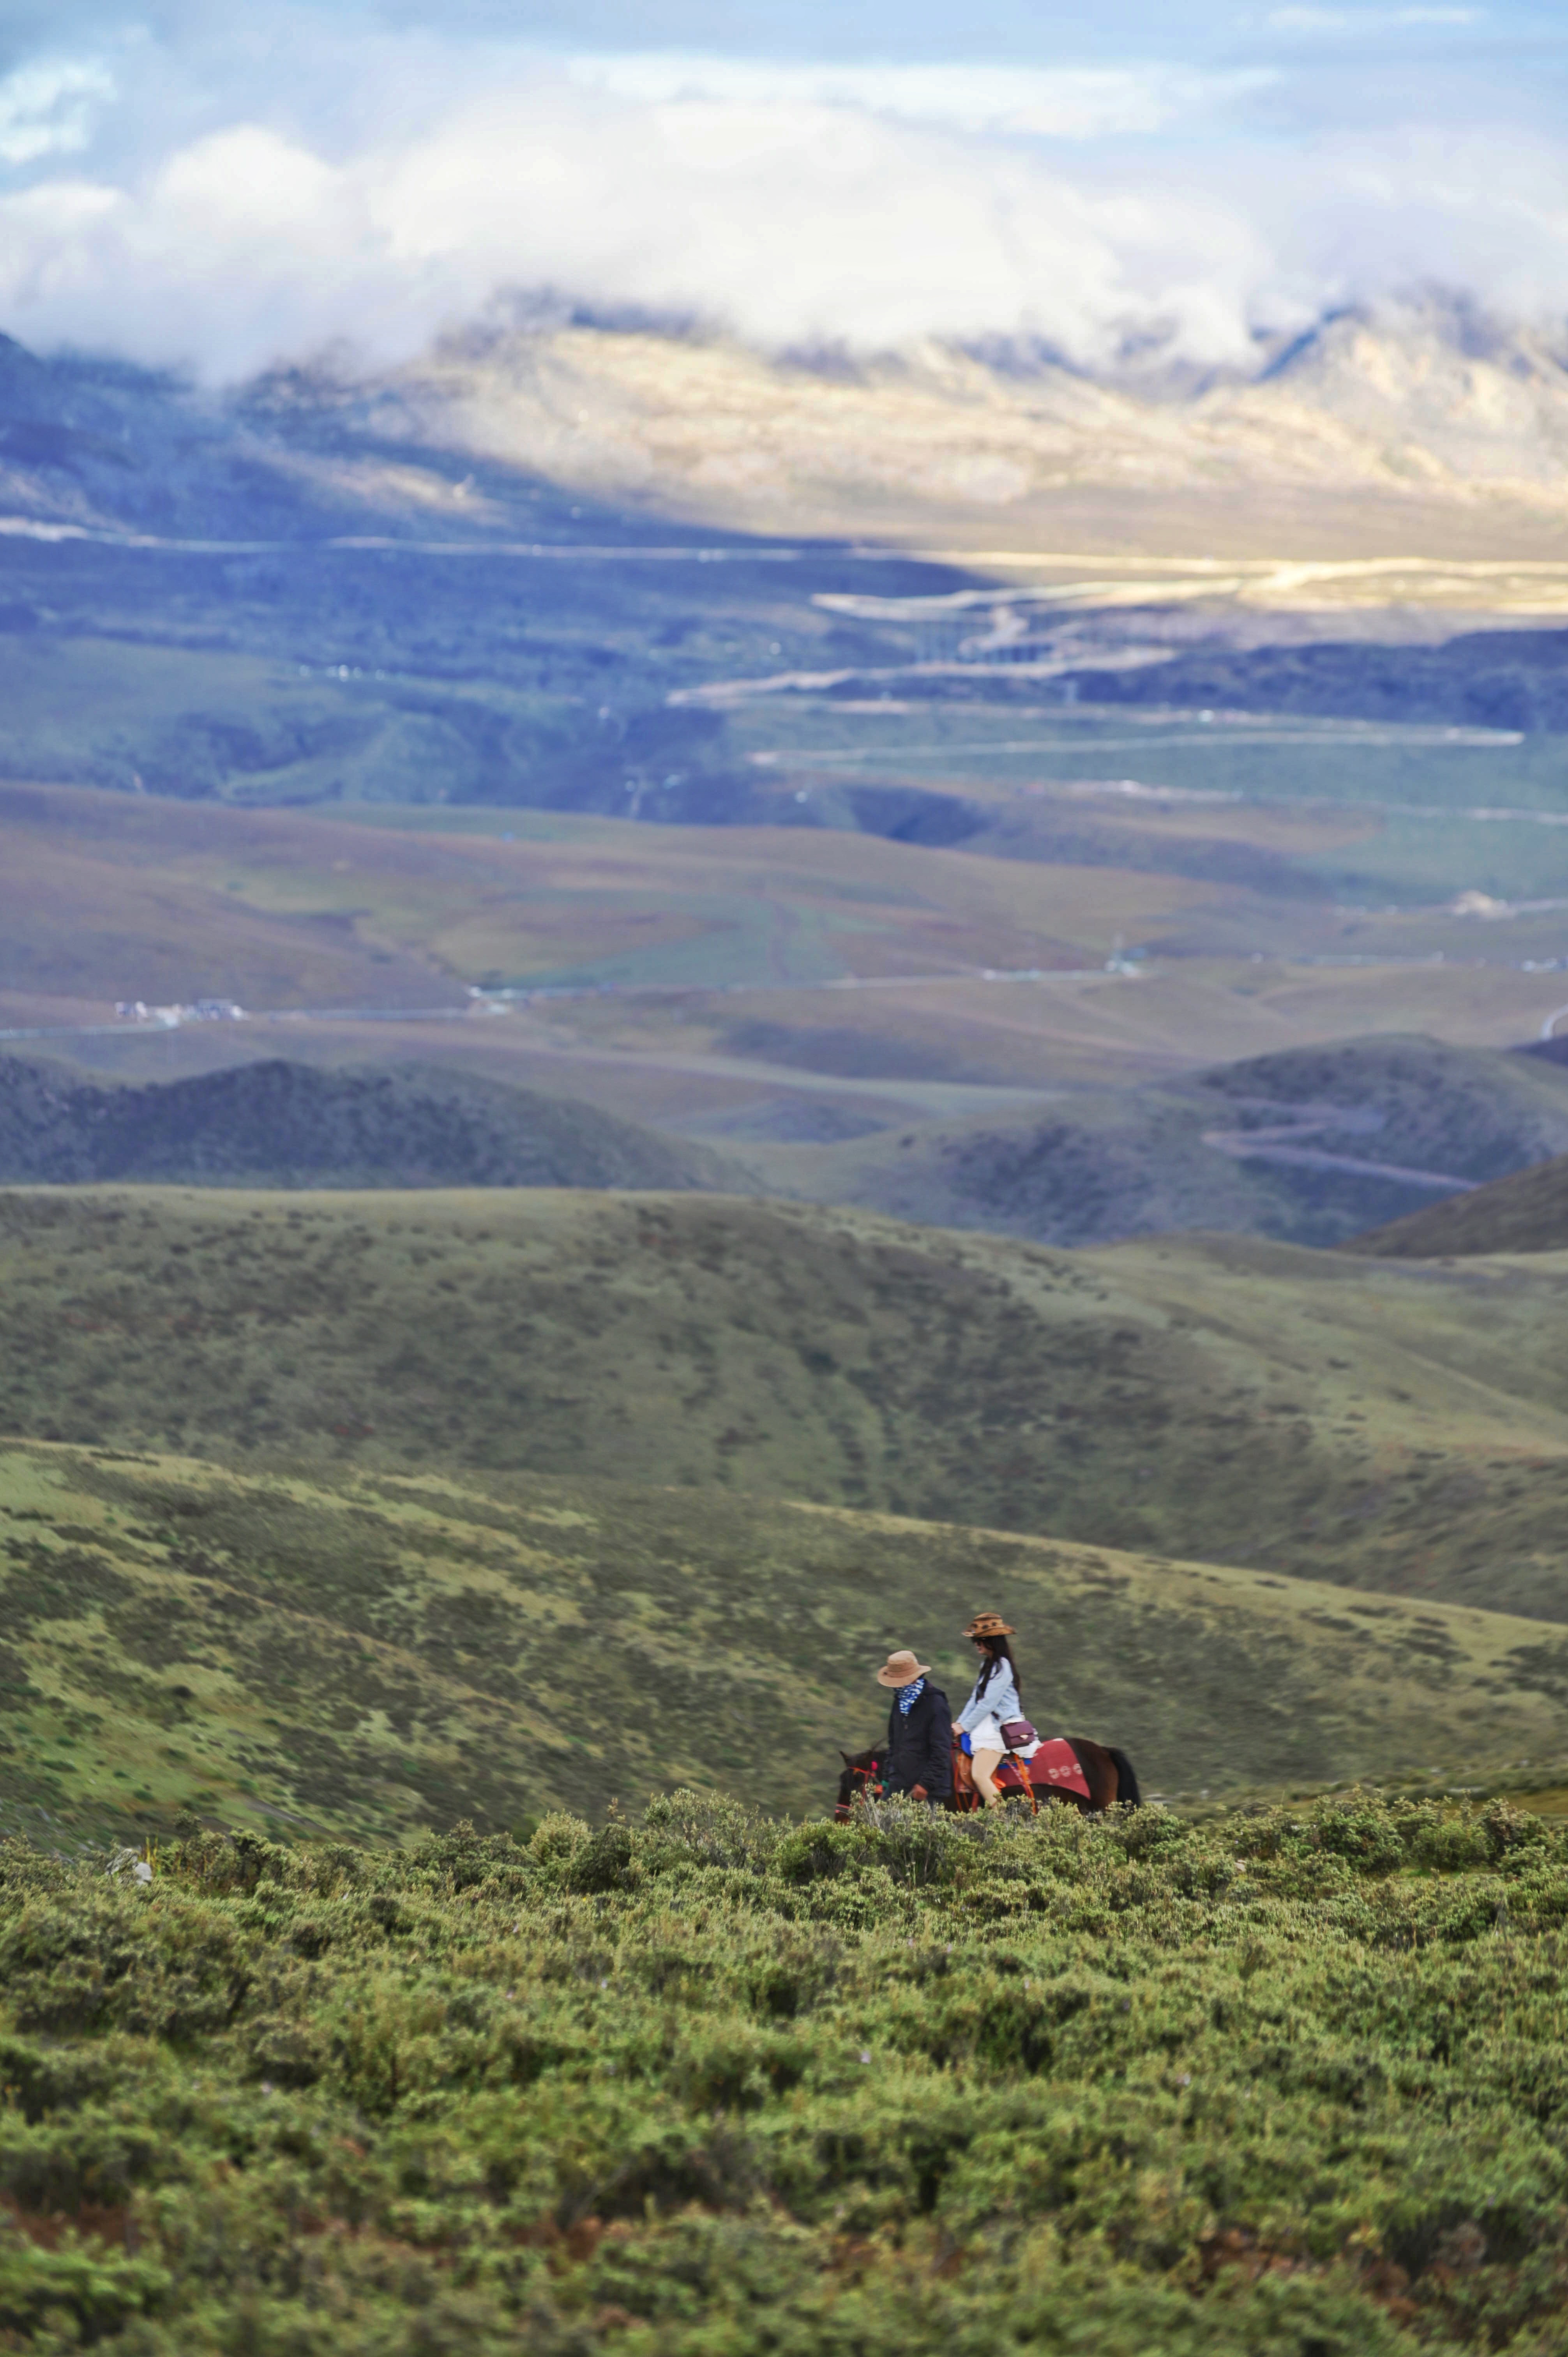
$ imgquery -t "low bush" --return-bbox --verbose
[0,1795,1565,2352]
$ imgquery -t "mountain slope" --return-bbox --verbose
[1352,1152,1568,1258]
[6,1438,1568,1845]
[0,1055,745,1193]
[398,308,1568,546]
[4,1187,1568,1618]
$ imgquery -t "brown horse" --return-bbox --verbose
[835,1735,1139,1820]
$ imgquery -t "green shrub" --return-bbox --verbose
[0,2235,170,2343]
[775,1820,861,1884]
[1412,1813,1493,1873]
[565,1824,637,1896]
[0,1792,1562,2352]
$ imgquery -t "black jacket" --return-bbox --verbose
[884,1682,953,1799]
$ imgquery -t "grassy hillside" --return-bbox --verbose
[1353,1153,1568,1258]
[3,1187,1568,1620]
[5,1793,1568,2355]
[793,1035,1568,1249]
[10,1438,1568,1847]
[0,1055,744,1193]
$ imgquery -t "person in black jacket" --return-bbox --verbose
[875,1649,953,1805]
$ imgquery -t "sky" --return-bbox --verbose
[0,0,1563,380]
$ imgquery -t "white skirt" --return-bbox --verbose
[967,1715,1038,1759]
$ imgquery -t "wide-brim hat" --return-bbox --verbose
[964,1611,1015,1638]
[875,1649,932,1687]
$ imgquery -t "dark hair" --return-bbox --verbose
[973,1631,1020,1701]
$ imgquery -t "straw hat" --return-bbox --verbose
[964,1611,1015,1638]
[875,1648,932,1688]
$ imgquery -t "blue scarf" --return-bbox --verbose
[897,1677,925,1714]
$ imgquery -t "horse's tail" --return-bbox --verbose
[1105,1746,1141,1808]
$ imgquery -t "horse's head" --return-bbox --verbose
[835,1747,883,1821]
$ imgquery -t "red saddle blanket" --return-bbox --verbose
[998,1738,1090,1801]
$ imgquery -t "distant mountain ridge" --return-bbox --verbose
[0,1055,745,1194]
[399,303,1568,539]
[4,301,1568,553]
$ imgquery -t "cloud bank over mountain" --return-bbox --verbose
[0,1,1563,381]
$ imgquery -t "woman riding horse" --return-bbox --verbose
[953,1610,1035,1809]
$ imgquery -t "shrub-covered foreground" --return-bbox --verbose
[4,1792,1568,2354]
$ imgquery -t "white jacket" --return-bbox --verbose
[956,1657,1022,1734]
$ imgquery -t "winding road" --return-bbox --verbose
[1201,1098,1476,1193]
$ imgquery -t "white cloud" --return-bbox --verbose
[563,55,1276,139]
[0,19,1558,383]
[0,57,114,165]
[0,65,1291,376]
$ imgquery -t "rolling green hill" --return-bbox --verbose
[7,1436,1568,1848]
[1353,1151,1568,1258]
[0,1054,745,1194]
[3,1186,1568,1619]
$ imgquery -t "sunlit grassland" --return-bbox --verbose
[727,695,1568,907]
[727,694,1568,812]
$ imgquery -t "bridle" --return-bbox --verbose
[835,1753,885,1819]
